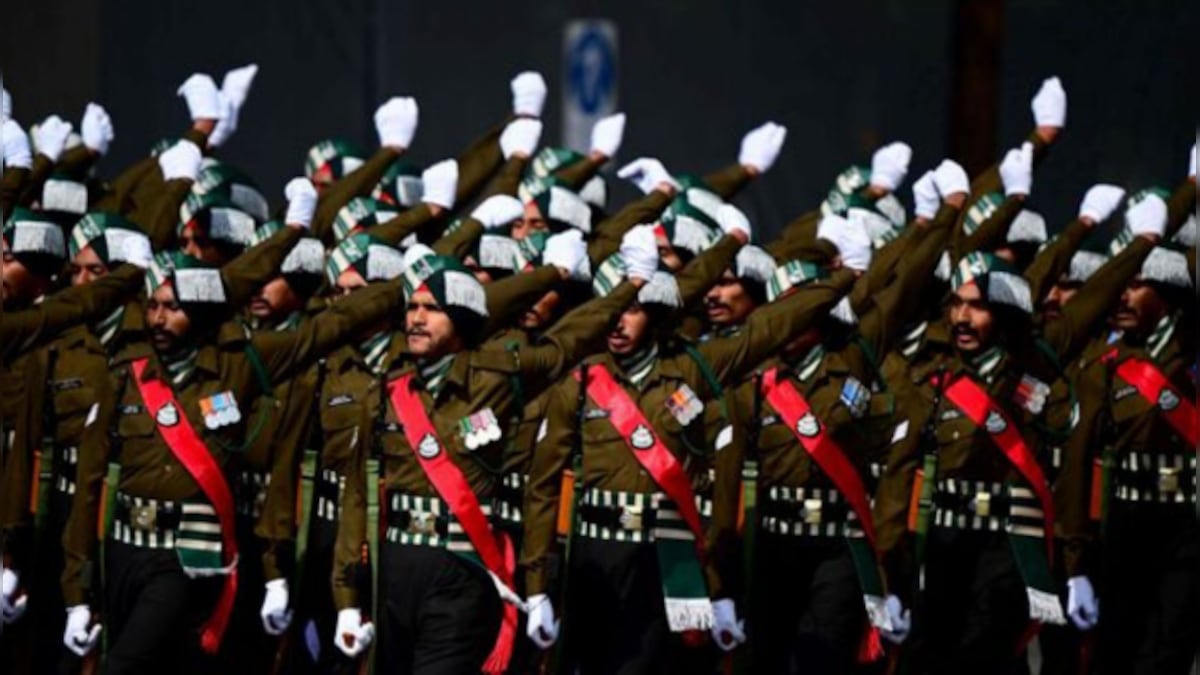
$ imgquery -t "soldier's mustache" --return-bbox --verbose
[951,324,978,339]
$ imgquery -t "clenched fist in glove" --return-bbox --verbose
[472,195,524,230]
[817,213,872,272]
[81,103,115,156]
[209,64,259,148]
[619,224,661,283]
[284,177,319,229]
[1126,193,1167,240]
[1078,184,1125,224]
[1066,576,1098,630]
[869,141,913,192]
[260,579,293,636]
[63,605,102,656]
[375,97,419,150]
[912,170,940,220]
[738,121,787,174]
[333,608,374,657]
[1031,76,1067,129]
[500,118,543,159]
[711,599,747,652]
[880,595,911,645]
[590,113,626,159]
[617,158,679,195]
[933,159,969,198]
[177,73,221,122]
[511,71,547,118]
[421,159,459,210]
[1000,142,1034,197]
[158,140,203,182]
[33,115,73,162]
[526,594,560,649]
[544,230,591,282]
[2,119,33,169]
[1,567,26,624]
[716,203,752,242]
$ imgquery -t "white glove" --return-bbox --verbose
[879,595,911,645]
[374,97,419,149]
[543,230,591,282]
[1000,142,1034,197]
[176,73,221,121]
[260,578,293,636]
[511,71,547,117]
[818,213,872,272]
[500,118,543,159]
[617,158,680,194]
[80,103,115,156]
[933,159,969,198]
[221,64,259,109]
[710,598,746,652]
[1066,576,1099,631]
[208,65,259,148]
[525,594,560,649]
[471,195,524,230]
[1031,76,1067,129]
[590,113,626,158]
[1078,184,1125,223]
[420,159,459,210]
[33,115,73,162]
[333,608,374,658]
[869,141,913,191]
[1126,192,1167,238]
[912,170,940,220]
[113,232,154,269]
[0,568,26,624]
[1,87,10,119]
[1188,143,1196,179]
[716,203,751,240]
[620,224,660,282]
[1,119,33,169]
[207,93,239,148]
[738,122,788,174]
[284,177,319,229]
[157,140,203,181]
[63,605,102,656]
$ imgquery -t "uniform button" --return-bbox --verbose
[952,431,960,440]
[164,465,173,474]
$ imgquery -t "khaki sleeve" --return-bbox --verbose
[521,378,577,595]
[16,154,55,207]
[61,363,116,605]
[312,147,402,243]
[431,218,485,258]
[331,417,369,610]
[0,265,143,361]
[705,384,750,601]
[873,395,929,603]
[1041,236,1153,360]
[673,235,744,312]
[692,269,856,395]
[1,166,30,216]
[951,195,1024,264]
[366,203,444,248]
[552,156,605,192]
[54,146,100,181]
[482,265,562,337]
[763,209,822,261]
[1024,219,1090,304]
[1165,179,1196,239]
[130,177,193,250]
[588,190,673,264]
[253,279,402,386]
[222,227,303,307]
[701,163,753,200]
[257,374,317,581]
[453,119,508,207]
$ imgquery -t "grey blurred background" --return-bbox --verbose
[2,0,1196,244]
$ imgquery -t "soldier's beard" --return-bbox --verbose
[151,327,187,357]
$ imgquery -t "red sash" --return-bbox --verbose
[130,358,237,654]
[386,373,516,675]
[1115,357,1199,448]
[759,368,878,547]
[574,366,706,554]
[938,374,1056,561]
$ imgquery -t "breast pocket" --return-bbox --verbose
[319,402,368,467]
[52,387,97,441]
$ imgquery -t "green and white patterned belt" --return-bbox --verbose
[111,491,222,556]
[760,484,865,538]
[932,479,1043,536]
[1113,451,1196,504]
[575,487,692,545]
[495,472,527,525]
[383,491,492,556]
[236,470,270,520]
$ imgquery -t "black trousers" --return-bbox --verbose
[749,533,866,675]
[102,541,222,675]
[376,544,502,675]
[908,529,1029,675]
[218,524,278,675]
[1097,502,1199,675]
[287,518,351,675]
[563,538,714,675]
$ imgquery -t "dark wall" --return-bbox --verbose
[2,0,1194,241]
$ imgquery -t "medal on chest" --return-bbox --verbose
[200,391,242,430]
[839,376,871,419]
[665,384,704,426]
[1012,374,1050,415]
[459,407,502,450]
